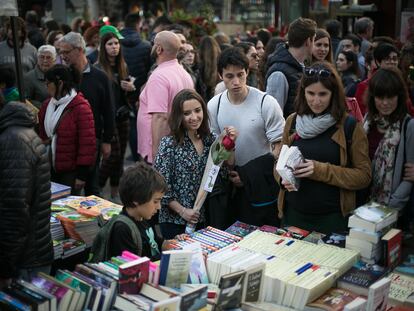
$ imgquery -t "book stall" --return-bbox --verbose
[2,183,414,310]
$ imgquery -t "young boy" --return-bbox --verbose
[107,162,180,261]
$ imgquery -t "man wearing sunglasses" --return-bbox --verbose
[265,17,317,119]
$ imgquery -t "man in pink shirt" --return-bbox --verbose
[137,31,194,163]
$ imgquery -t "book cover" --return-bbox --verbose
[366,277,391,311]
[0,291,31,311]
[305,288,359,311]
[303,231,326,244]
[179,284,208,311]
[215,270,246,310]
[321,232,347,248]
[51,182,71,200]
[276,226,310,239]
[381,228,402,269]
[395,255,414,277]
[118,257,150,294]
[343,297,367,311]
[55,269,92,310]
[182,242,209,284]
[337,261,387,296]
[31,275,74,311]
[242,262,265,303]
[275,145,304,191]
[258,225,278,234]
[16,279,57,311]
[225,221,258,238]
[159,250,192,288]
[349,203,398,232]
[73,195,122,220]
[4,283,49,311]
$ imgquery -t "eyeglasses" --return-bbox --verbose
[59,48,75,56]
[304,67,332,78]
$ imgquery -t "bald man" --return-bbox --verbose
[137,31,194,163]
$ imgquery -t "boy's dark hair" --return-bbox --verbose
[324,19,341,38]
[367,68,407,124]
[372,36,395,46]
[0,64,16,88]
[119,162,168,208]
[218,47,249,75]
[287,17,317,48]
[373,43,399,63]
[124,13,141,29]
[257,28,272,47]
[344,34,361,48]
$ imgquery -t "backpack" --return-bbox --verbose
[88,214,142,263]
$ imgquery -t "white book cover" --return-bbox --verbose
[366,277,391,311]
[344,297,367,311]
[275,145,304,191]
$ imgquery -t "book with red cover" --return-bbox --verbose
[381,228,402,269]
[276,226,310,239]
[118,257,150,294]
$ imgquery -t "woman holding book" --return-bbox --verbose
[363,67,414,212]
[276,61,371,234]
[38,64,96,194]
[154,89,237,239]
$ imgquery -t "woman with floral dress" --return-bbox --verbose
[154,89,237,239]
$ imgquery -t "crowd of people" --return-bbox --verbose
[1,10,414,286]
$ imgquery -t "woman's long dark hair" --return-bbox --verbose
[366,67,408,124]
[97,32,128,81]
[169,89,210,145]
[295,61,346,121]
[337,50,360,78]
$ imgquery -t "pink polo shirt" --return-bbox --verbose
[137,59,194,163]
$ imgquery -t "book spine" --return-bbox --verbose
[158,254,171,286]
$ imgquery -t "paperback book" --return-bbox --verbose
[275,145,304,191]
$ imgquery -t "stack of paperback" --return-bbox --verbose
[56,210,100,247]
[53,240,63,259]
[51,182,71,200]
[61,238,86,259]
[50,214,65,241]
[51,195,83,212]
[169,226,243,255]
[346,202,399,264]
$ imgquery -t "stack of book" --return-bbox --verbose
[169,226,243,255]
[53,240,63,260]
[50,182,71,200]
[225,220,258,237]
[346,202,399,264]
[51,195,83,213]
[56,210,100,247]
[388,272,414,307]
[50,214,64,241]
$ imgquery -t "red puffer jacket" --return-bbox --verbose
[38,92,97,174]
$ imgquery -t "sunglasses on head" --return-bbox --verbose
[304,67,331,78]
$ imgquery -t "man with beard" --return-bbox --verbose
[137,30,194,164]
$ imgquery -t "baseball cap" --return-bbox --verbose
[99,25,124,39]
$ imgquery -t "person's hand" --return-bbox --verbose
[0,278,11,290]
[101,143,111,160]
[224,126,238,143]
[120,76,136,92]
[229,170,243,187]
[174,234,188,241]
[74,179,85,190]
[293,159,314,178]
[281,179,297,192]
[404,163,414,181]
[180,208,200,224]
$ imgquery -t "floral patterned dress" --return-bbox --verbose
[154,133,216,225]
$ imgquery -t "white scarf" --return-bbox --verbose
[295,113,337,139]
[44,89,77,168]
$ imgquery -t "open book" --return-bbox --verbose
[276,145,304,191]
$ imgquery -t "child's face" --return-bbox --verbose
[131,191,164,221]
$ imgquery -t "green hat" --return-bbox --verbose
[99,25,124,39]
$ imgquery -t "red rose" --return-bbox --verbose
[222,135,235,151]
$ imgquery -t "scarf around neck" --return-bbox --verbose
[44,89,77,168]
[295,113,337,139]
[364,115,401,205]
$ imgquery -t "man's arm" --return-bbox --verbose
[151,112,169,160]
[266,71,289,111]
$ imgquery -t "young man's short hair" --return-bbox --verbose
[373,43,399,63]
[217,47,249,75]
[344,34,362,48]
[124,13,141,29]
[287,17,317,48]
[119,162,167,208]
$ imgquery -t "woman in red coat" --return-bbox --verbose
[38,64,96,194]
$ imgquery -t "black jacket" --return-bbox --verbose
[266,43,303,118]
[0,102,53,278]
[120,28,151,101]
